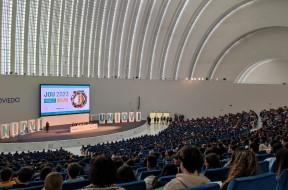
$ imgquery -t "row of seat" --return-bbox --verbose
[132,160,270,182]
[2,166,288,190]
[119,170,287,190]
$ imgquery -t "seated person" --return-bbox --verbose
[40,166,52,181]
[0,167,16,187]
[146,154,158,171]
[275,148,288,176]
[81,155,124,190]
[42,172,63,190]
[144,155,158,189]
[152,164,178,189]
[205,153,221,169]
[164,146,210,190]
[116,164,136,183]
[265,141,283,171]
[13,166,34,188]
[221,150,257,190]
[65,163,84,183]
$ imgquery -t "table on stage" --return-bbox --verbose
[70,123,98,133]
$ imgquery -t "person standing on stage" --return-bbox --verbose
[45,122,50,133]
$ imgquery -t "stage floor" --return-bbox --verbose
[0,121,146,143]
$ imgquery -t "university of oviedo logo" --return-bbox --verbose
[71,90,87,108]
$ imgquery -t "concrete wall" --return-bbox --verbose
[0,75,288,124]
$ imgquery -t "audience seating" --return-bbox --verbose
[203,167,229,182]
[257,160,269,174]
[257,153,273,161]
[135,167,147,176]
[118,180,146,190]
[184,183,220,190]
[139,169,161,180]
[62,179,90,190]
[227,173,277,190]
[158,175,176,183]
[27,181,43,187]
[10,186,42,190]
[276,169,288,190]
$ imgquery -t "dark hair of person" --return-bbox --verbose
[68,163,82,179]
[126,159,134,166]
[161,164,178,176]
[177,145,204,173]
[205,153,221,169]
[90,155,117,187]
[271,142,283,155]
[222,150,257,189]
[275,148,288,176]
[250,141,259,153]
[40,166,52,181]
[1,167,13,181]
[147,155,157,169]
[112,157,124,170]
[17,167,34,183]
[116,164,136,183]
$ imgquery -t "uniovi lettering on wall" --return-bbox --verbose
[0,118,44,140]
[99,112,142,124]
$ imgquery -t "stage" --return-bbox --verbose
[0,121,146,143]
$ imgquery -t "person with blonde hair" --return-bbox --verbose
[221,150,257,190]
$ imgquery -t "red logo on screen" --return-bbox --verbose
[71,91,87,108]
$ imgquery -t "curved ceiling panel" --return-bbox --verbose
[237,59,288,84]
[0,0,288,82]
[191,0,288,79]
[211,27,288,81]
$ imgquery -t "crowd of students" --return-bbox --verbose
[0,107,287,190]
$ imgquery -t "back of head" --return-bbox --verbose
[112,156,124,170]
[226,150,257,182]
[177,145,204,174]
[147,155,157,169]
[250,141,259,153]
[116,164,136,183]
[205,153,221,169]
[275,148,288,176]
[90,155,116,187]
[161,164,178,176]
[44,172,63,190]
[67,163,82,179]
[17,167,34,183]
[40,166,52,181]
[271,142,283,155]
[1,167,13,182]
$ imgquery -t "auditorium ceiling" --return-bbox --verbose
[0,0,288,83]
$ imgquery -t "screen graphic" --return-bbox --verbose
[40,84,90,116]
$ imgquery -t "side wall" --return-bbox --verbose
[0,75,287,124]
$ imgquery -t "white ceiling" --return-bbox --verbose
[1,0,288,83]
